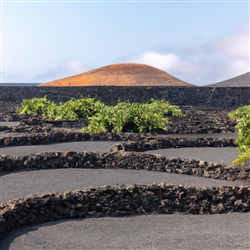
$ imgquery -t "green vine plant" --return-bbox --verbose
[17,97,185,133]
[17,96,106,121]
[228,105,250,165]
[16,96,58,118]
[82,99,185,133]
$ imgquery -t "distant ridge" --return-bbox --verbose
[208,72,249,87]
[39,63,193,87]
[1,83,39,86]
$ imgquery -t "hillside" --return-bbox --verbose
[39,63,193,87]
[209,72,249,87]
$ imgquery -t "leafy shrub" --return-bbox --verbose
[17,96,185,133]
[83,99,184,133]
[63,98,104,117]
[16,96,105,121]
[16,96,58,118]
[228,105,250,165]
[55,97,105,120]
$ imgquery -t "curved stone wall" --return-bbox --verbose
[1,86,249,242]
[1,152,249,182]
[1,184,249,240]
[110,137,236,152]
[0,131,236,147]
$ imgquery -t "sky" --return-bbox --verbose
[1,0,249,85]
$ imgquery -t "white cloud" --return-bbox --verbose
[133,52,200,74]
[34,60,89,83]
[212,35,249,58]
[64,61,88,73]
[206,20,249,59]
[130,51,207,84]
[2,71,27,83]
[227,59,249,74]
[129,20,249,85]
[130,50,249,85]
[135,52,179,71]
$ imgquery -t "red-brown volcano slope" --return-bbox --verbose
[39,63,193,87]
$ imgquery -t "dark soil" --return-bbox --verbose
[0,86,249,249]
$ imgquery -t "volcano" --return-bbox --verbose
[39,63,193,87]
[208,72,250,87]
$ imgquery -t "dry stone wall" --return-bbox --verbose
[0,130,236,147]
[1,184,249,240]
[0,86,249,110]
[110,137,236,152]
[1,86,250,242]
[1,152,249,182]
[0,110,237,134]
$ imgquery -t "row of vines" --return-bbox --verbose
[16,96,184,133]
[16,97,250,165]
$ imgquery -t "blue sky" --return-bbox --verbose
[1,0,249,85]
